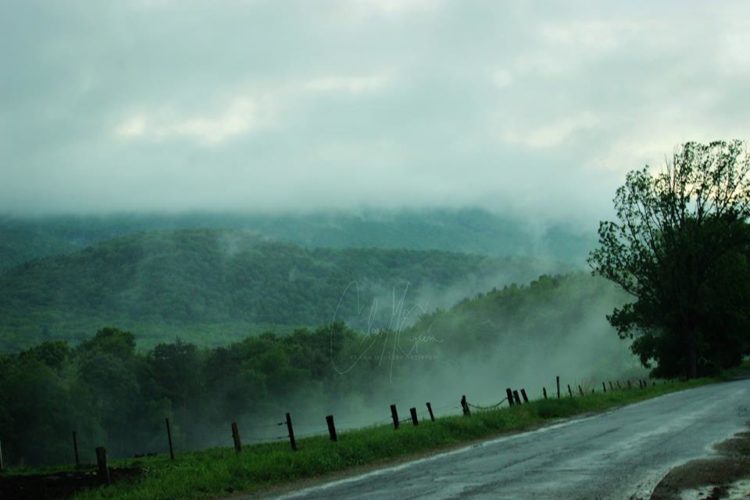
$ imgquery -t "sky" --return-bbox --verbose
[2,0,750,222]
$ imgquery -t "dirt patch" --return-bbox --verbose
[650,428,750,499]
[0,467,142,500]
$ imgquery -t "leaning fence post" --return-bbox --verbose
[165,418,175,460]
[426,402,435,422]
[556,376,561,399]
[72,431,80,467]
[231,422,242,453]
[326,415,338,442]
[602,382,607,393]
[390,404,400,430]
[95,446,111,484]
[578,385,584,397]
[410,407,419,426]
[461,395,471,416]
[286,413,297,451]
[609,381,614,391]
[506,388,515,407]
[512,390,522,405]
[566,384,572,398]
[542,387,548,400]
[520,389,529,403]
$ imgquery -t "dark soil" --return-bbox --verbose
[0,467,142,500]
[651,428,750,499]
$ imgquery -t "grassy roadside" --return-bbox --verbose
[33,378,710,500]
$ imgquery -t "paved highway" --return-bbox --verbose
[280,380,750,499]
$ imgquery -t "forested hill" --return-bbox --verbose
[0,209,595,271]
[403,273,634,383]
[0,229,563,352]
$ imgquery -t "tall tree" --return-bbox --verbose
[589,141,750,378]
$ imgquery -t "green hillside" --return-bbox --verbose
[0,209,595,272]
[0,229,561,352]
[404,273,634,381]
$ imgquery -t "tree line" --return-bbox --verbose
[0,272,635,467]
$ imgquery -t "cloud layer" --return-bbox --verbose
[2,0,750,223]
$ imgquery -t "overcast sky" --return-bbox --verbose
[2,0,750,222]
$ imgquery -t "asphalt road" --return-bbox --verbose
[279,380,750,499]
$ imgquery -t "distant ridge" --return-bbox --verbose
[0,228,569,352]
[0,208,595,272]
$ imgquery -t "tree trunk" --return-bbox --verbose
[687,330,698,379]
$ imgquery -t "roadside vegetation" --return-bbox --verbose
[590,141,750,379]
[58,378,708,499]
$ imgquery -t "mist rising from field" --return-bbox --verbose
[185,273,642,448]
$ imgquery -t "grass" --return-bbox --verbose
[718,358,750,381]
[41,378,713,499]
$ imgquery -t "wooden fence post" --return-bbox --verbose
[520,389,529,403]
[512,390,521,405]
[542,387,548,400]
[627,380,632,389]
[410,407,419,426]
[326,415,337,442]
[72,431,80,467]
[578,385,584,397]
[390,404,400,429]
[602,382,607,393]
[461,395,471,416]
[556,376,561,399]
[506,388,515,406]
[95,446,110,484]
[231,422,242,453]
[165,418,175,460]
[286,413,297,451]
[426,402,435,422]
[567,384,573,398]
[609,381,614,391]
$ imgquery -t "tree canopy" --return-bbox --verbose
[590,140,750,378]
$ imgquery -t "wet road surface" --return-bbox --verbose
[280,380,750,499]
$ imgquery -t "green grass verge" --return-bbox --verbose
[48,378,715,499]
[0,380,712,498]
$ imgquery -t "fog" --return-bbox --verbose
[193,273,644,447]
[3,0,747,467]
[3,1,750,224]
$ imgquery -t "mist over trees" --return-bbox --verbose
[0,209,595,273]
[0,229,566,352]
[590,141,750,378]
[0,273,636,467]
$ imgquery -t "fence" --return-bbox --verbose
[0,377,658,484]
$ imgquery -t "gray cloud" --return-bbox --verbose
[2,0,750,223]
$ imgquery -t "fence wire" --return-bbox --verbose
[467,397,508,410]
